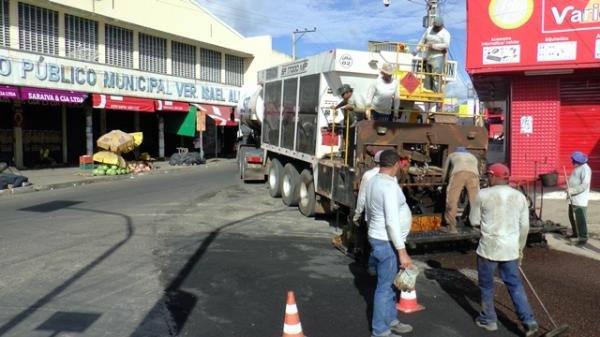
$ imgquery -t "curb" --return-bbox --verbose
[0,161,232,197]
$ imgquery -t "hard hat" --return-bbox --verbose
[487,163,510,178]
[394,264,419,291]
[571,151,588,164]
[456,146,467,153]
[433,16,444,26]
[337,84,354,96]
[380,63,394,76]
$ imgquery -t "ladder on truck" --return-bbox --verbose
[368,41,455,124]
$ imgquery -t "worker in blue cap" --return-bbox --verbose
[442,146,480,233]
[567,150,592,245]
[415,16,450,92]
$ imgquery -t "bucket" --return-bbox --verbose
[540,171,558,187]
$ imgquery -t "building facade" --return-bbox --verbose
[0,0,290,168]
[467,0,600,186]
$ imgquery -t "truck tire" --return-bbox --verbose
[282,163,300,206]
[298,169,316,217]
[268,158,283,198]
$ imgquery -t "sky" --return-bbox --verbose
[193,0,471,100]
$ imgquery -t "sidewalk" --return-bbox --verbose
[0,158,235,196]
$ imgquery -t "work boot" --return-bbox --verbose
[371,333,402,337]
[475,318,498,331]
[391,321,413,334]
[575,239,588,246]
[569,237,581,245]
[524,321,539,337]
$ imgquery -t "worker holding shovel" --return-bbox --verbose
[566,151,592,246]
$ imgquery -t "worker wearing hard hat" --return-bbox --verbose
[367,63,400,122]
[415,16,451,92]
[442,147,480,233]
[567,151,592,245]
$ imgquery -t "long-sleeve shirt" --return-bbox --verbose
[355,167,380,220]
[366,77,400,115]
[469,185,529,261]
[442,152,479,182]
[418,27,451,61]
[365,173,412,250]
[568,163,592,207]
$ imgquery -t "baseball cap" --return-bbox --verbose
[374,150,384,163]
[487,163,510,178]
[456,147,467,153]
[571,151,588,164]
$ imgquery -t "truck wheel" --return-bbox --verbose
[298,169,316,217]
[268,158,283,198]
[282,163,300,206]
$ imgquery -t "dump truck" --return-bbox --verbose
[237,43,558,251]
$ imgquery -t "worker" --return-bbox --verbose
[415,16,450,92]
[367,63,400,122]
[365,150,413,337]
[335,84,355,156]
[442,147,480,233]
[469,163,538,337]
[567,151,592,245]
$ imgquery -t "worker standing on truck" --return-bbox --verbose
[567,151,592,245]
[469,163,539,337]
[335,84,355,156]
[442,147,480,233]
[415,16,450,92]
[365,150,413,337]
[367,63,400,122]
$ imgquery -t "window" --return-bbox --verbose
[172,41,196,78]
[18,3,59,54]
[139,33,166,74]
[0,0,8,47]
[200,48,221,83]
[105,25,133,68]
[262,81,282,146]
[65,14,98,61]
[225,54,244,86]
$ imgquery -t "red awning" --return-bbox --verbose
[155,100,189,112]
[92,94,155,112]
[193,104,238,126]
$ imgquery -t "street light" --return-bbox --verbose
[383,0,391,7]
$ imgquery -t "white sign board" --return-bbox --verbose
[520,115,533,134]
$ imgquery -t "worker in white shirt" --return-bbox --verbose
[367,63,400,122]
[365,150,413,337]
[469,163,538,337]
[442,147,480,233]
[567,151,592,245]
[415,16,450,92]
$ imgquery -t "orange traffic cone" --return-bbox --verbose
[396,288,425,313]
[282,291,305,337]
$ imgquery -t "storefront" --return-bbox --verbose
[467,0,600,185]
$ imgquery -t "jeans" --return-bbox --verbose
[568,205,588,240]
[424,57,444,92]
[477,255,536,327]
[369,238,398,336]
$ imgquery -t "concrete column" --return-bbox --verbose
[195,46,201,79]
[158,115,165,158]
[100,109,107,135]
[13,127,23,168]
[61,105,68,164]
[58,9,65,57]
[133,112,140,131]
[85,105,93,155]
[8,0,18,48]
[133,30,139,69]
[166,39,172,75]
[98,20,106,63]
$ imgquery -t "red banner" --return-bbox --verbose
[467,0,600,74]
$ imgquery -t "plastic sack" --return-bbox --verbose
[393,264,420,291]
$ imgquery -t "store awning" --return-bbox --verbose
[155,100,189,112]
[21,87,87,104]
[193,104,238,126]
[92,94,155,112]
[0,86,20,100]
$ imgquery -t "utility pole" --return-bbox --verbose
[291,28,317,60]
[424,0,439,27]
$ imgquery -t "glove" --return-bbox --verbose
[352,212,361,225]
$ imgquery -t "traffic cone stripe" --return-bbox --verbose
[402,290,417,300]
[283,323,303,334]
[286,304,298,314]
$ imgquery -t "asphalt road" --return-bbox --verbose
[0,162,597,337]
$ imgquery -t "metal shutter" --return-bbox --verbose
[105,24,133,68]
[0,0,8,47]
[200,48,221,83]
[225,54,244,86]
[18,3,59,55]
[139,33,167,74]
[65,14,98,61]
[560,77,600,186]
[172,41,196,78]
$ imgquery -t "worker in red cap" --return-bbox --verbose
[567,150,592,245]
[469,163,539,336]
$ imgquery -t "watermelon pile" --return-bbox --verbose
[92,165,130,176]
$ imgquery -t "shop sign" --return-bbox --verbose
[0,49,240,105]
[467,0,600,73]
